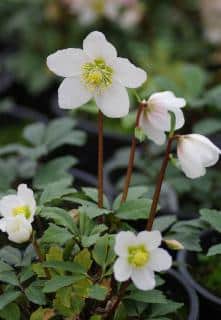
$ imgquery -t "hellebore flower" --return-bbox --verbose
[0,184,36,222]
[47,31,147,118]
[0,215,32,244]
[113,230,172,290]
[177,134,221,179]
[139,91,186,145]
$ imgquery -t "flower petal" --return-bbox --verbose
[139,112,166,145]
[95,82,129,118]
[113,57,147,88]
[83,31,117,64]
[168,107,185,130]
[149,91,186,109]
[6,216,32,244]
[188,134,221,167]
[113,257,132,281]
[177,138,206,179]
[58,77,92,109]
[131,268,156,291]
[149,248,172,272]
[137,231,162,251]
[115,231,137,257]
[47,49,88,77]
[148,108,170,131]
[0,218,7,232]
[17,184,36,222]
[0,195,23,218]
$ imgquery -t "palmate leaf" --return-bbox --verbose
[41,224,73,245]
[115,199,153,220]
[0,291,21,310]
[125,289,167,304]
[43,275,85,293]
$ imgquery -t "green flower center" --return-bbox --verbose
[82,58,113,92]
[128,245,149,268]
[13,205,31,220]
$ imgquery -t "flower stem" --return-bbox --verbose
[98,110,104,209]
[31,233,51,279]
[121,101,146,204]
[146,135,175,231]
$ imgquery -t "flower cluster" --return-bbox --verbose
[0,184,36,243]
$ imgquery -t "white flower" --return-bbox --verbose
[139,91,186,145]
[64,0,121,24]
[0,184,36,223]
[113,230,172,291]
[47,31,147,118]
[177,134,221,179]
[0,216,32,244]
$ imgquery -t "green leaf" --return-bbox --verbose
[82,187,110,209]
[39,181,76,205]
[193,118,221,135]
[0,291,21,310]
[168,111,176,137]
[42,261,86,274]
[0,271,19,286]
[43,275,85,293]
[25,282,46,305]
[92,235,115,270]
[19,266,34,283]
[135,127,146,142]
[150,300,183,317]
[88,284,108,301]
[0,247,22,266]
[0,261,13,272]
[116,199,153,220]
[41,224,73,245]
[113,186,148,210]
[39,207,78,234]
[23,123,45,146]
[0,303,20,320]
[207,244,221,256]
[153,216,176,232]
[200,209,221,232]
[79,205,110,219]
[34,156,76,189]
[126,289,167,304]
[74,249,92,271]
[30,307,55,320]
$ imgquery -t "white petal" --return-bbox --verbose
[149,248,172,272]
[6,216,32,244]
[47,49,89,77]
[0,195,23,218]
[83,31,117,64]
[0,218,7,232]
[113,257,132,282]
[177,138,206,179]
[137,231,162,251]
[148,107,170,131]
[17,184,36,222]
[113,57,147,88]
[149,91,186,109]
[139,112,166,145]
[131,268,156,291]
[115,231,137,257]
[168,107,185,130]
[58,77,92,109]
[95,82,129,118]
[188,134,221,167]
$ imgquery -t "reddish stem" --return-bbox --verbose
[98,110,104,209]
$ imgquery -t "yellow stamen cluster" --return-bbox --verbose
[128,245,149,268]
[82,58,113,92]
[13,206,31,219]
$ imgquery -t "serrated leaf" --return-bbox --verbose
[43,261,86,274]
[92,235,115,270]
[126,289,167,304]
[113,186,148,210]
[41,224,73,245]
[82,187,110,209]
[39,181,76,205]
[153,216,176,232]
[25,282,46,305]
[88,284,108,301]
[207,244,221,256]
[200,209,221,232]
[0,291,21,310]
[0,271,19,286]
[43,275,84,293]
[74,249,92,271]
[116,199,153,220]
[0,303,20,320]
[23,123,45,146]
[0,247,22,266]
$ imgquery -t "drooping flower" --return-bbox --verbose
[0,215,32,244]
[0,184,36,243]
[0,184,36,223]
[177,134,221,179]
[139,91,186,145]
[113,230,172,291]
[47,31,147,118]
[63,0,121,25]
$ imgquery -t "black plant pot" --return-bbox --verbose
[164,269,199,320]
[178,231,221,319]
